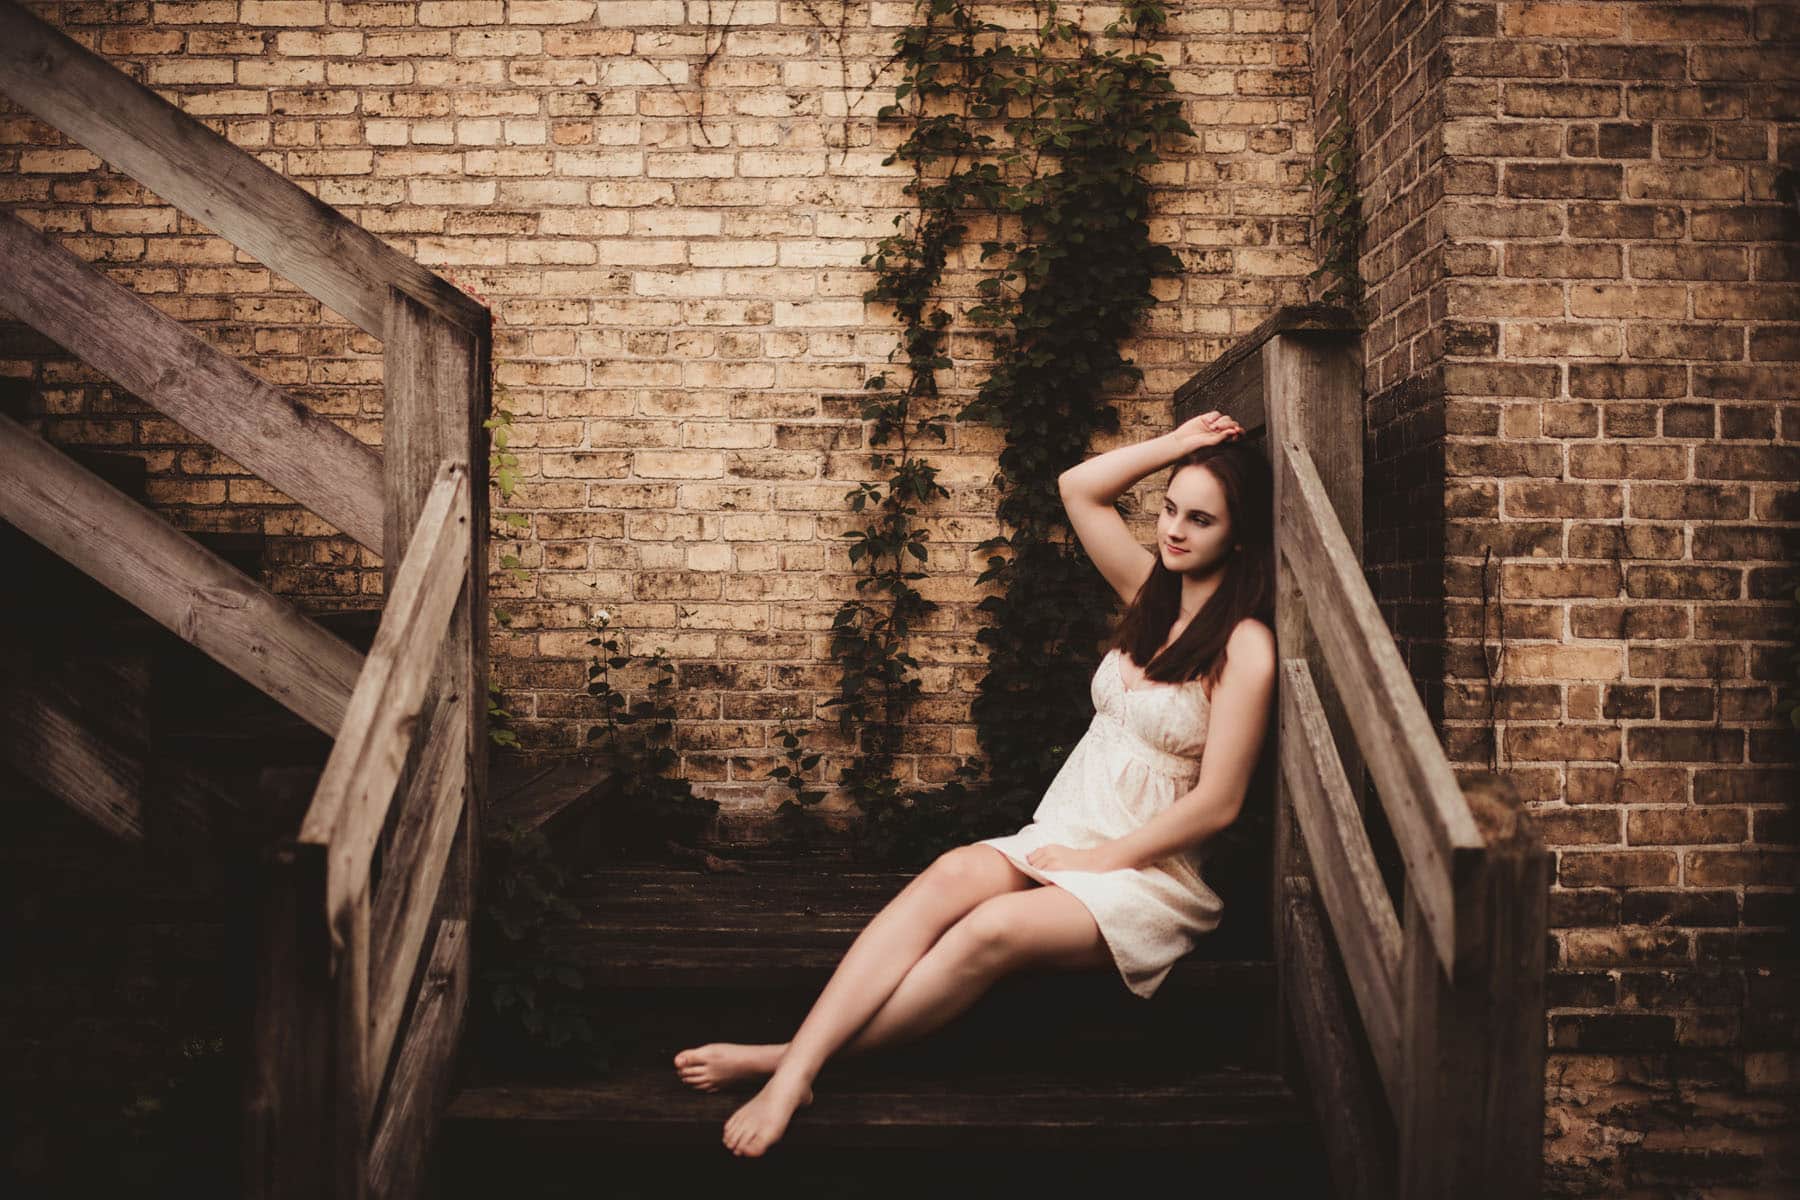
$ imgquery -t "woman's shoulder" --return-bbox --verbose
[1224,618,1276,676]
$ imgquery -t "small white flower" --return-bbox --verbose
[590,606,610,626]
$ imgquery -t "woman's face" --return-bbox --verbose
[1157,464,1234,575]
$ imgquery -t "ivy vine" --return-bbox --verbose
[1308,87,1363,308]
[785,0,1194,865]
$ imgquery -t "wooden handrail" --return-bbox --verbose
[1278,661,1402,1101]
[0,0,487,341]
[1279,441,1485,974]
[368,693,467,1082]
[0,413,364,734]
[300,461,471,909]
[1175,306,1549,1199]
[253,462,470,1200]
[0,210,385,554]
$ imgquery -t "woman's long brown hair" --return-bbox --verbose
[1108,440,1275,695]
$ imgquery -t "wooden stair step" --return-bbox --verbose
[541,932,1272,989]
[470,957,1277,1081]
[468,855,1279,1084]
[487,756,621,836]
[557,859,1269,962]
[444,1059,1309,1151]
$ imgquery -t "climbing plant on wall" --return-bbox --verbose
[1308,88,1363,308]
[805,0,1192,865]
[955,0,1192,844]
[795,0,1008,852]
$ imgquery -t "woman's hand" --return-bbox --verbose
[1172,409,1245,452]
[1026,843,1125,873]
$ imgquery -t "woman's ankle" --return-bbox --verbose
[768,1058,818,1090]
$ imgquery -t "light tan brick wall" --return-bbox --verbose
[0,1,1317,829]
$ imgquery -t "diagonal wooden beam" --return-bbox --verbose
[367,692,466,1103]
[0,413,363,735]
[366,919,469,1200]
[0,210,384,554]
[300,460,471,905]
[1279,441,1486,977]
[1280,659,1404,1105]
[0,0,487,341]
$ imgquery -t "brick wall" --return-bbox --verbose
[1324,0,1799,1193]
[0,0,1315,831]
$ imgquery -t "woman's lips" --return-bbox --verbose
[1165,543,1187,555]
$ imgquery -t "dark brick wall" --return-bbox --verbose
[1316,0,1800,1193]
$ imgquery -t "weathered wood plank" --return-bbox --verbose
[0,3,487,341]
[245,839,333,1200]
[299,461,470,911]
[1279,660,1403,1103]
[367,919,469,1200]
[1281,874,1398,1200]
[0,665,146,839]
[1398,775,1549,1200]
[1263,331,1364,805]
[0,211,384,553]
[445,1064,1307,1149]
[0,414,363,735]
[1259,325,1363,1081]
[1279,441,1485,974]
[1172,304,1357,426]
[485,756,619,836]
[368,696,466,1084]
[383,287,490,931]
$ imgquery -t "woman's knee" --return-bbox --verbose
[937,898,1022,971]
[920,844,1032,900]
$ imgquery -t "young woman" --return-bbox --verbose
[674,409,1278,1157]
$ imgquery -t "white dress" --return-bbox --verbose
[975,646,1223,1000]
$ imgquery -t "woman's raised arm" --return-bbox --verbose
[1057,413,1243,605]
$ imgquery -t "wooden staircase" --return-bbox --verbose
[0,484,380,1194]
[0,447,377,850]
[2,6,490,1196]
[437,801,1330,1193]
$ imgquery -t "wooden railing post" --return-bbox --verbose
[373,288,490,1197]
[1398,775,1550,1198]
[1262,323,1364,1076]
[383,287,490,932]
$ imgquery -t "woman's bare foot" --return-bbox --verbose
[672,1042,787,1092]
[722,1071,814,1157]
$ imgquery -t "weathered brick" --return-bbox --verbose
[1510,725,1624,761]
[1505,482,1624,520]
[1504,163,1623,199]
[1626,728,1746,763]
[1559,851,1679,888]
[1686,851,1799,887]
[1569,202,1685,240]
[1567,522,1684,559]
[1628,809,1749,845]
[1504,83,1622,119]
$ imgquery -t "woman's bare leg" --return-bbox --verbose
[687,881,1108,1151]
[676,883,1112,1093]
[674,845,1034,1156]
[843,883,1111,1053]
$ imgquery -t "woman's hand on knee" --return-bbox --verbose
[1025,843,1118,873]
